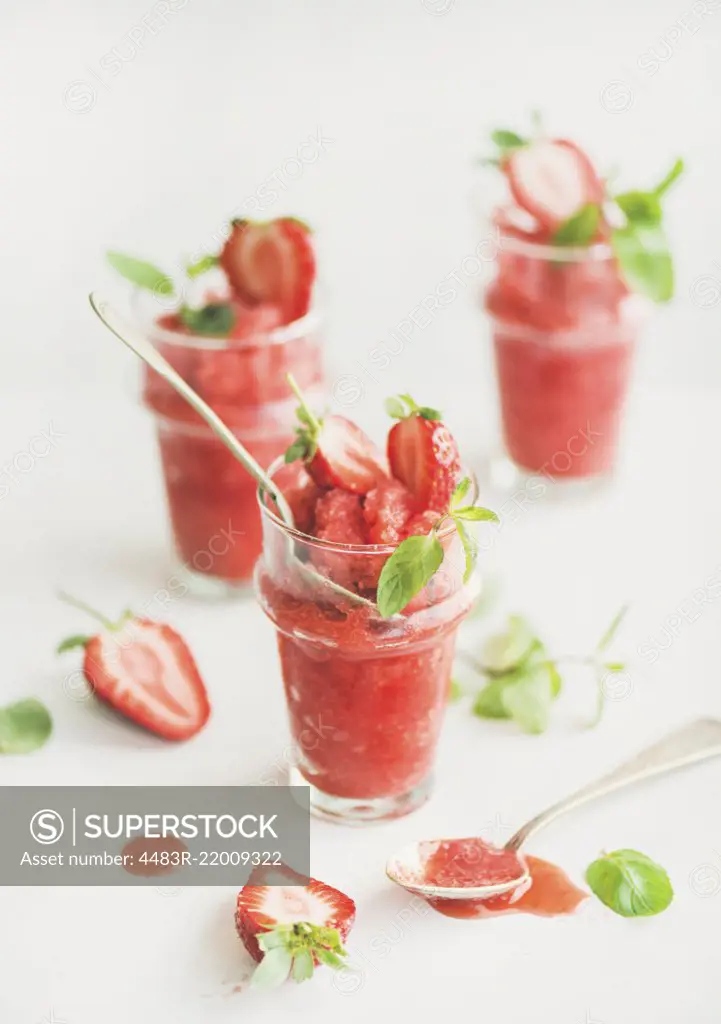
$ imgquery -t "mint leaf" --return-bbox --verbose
[653,158,684,198]
[454,519,477,584]
[553,203,601,246]
[586,849,673,917]
[453,506,498,522]
[291,949,314,982]
[500,665,553,734]
[384,397,407,420]
[612,223,673,302]
[251,947,293,989]
[0,699,53,754]
[482,615,536,674]
[449,678,465,703]
[179,303,235,337]
[491,129,527,152]
[473,678,511,719]
[451,477,471,508]
[56,635,91,654]
[106,251,174,296]
[597,604,629,652]
[186,254,219,278]
[377,533,444,617]
[615,191,662,225]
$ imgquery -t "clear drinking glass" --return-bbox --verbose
[255,462,480,824]
[137,299,324,596]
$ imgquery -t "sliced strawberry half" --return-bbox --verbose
[285,375,388,495]
[236,864,356,987]
[505,139,605,231]
[57,595,210,741]
[386,396,461,512]
[219,217,315,324]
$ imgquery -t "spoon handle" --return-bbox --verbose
[506,718,721,852]
[88,292,289,514]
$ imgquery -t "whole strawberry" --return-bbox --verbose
[56,593,210,741]
[386,395,461,512]
[236,863,356,988]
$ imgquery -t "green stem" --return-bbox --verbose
[654,158,684,198]
[286,373,321,434]
[57,591,116,631]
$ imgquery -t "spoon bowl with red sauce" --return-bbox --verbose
[387,719,721,911]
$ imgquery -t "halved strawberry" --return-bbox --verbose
[236,864,356,988]
[56,595,210,741]
[386,395,461,512]
[505,139,604,231]
[285,375,388,495]
[219,217,315,324]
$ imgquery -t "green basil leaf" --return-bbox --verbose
[612,223,673,302]
[491,129,527,152]
[454,519,477,584]
[377,533,444,617]
[56,635,92,654]
[451,476,471,508]
[585,849,673,917]
[615,191,662,225]
[251,947,293,989]
[453,506,499,522]
[653,157,684,198]
[384,396,407,420]
[597,604,629,652]
[291,949,314,983]
[500,666,553,734]
[186,254,219,278]
[179,303,235,337]
[481,615,536,674]
[553,203,601,246]
[0,699,53,755]
[106,251,174,296]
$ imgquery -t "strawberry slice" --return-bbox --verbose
[505,139,604,231]
[56,594,210,741]
[285,375,388,495]
[236,863,356,988]
[386,395,461,512]
[219,217,315,324]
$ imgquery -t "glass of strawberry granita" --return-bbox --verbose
[255,460,481,824]
[140,303,324,596]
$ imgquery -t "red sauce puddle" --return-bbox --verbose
[418,838,588,919]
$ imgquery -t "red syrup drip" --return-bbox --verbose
[420,838,588,919]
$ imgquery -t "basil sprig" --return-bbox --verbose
[586,849,673,917]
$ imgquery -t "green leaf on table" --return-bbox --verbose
[553,203,601,246]
[179,303,235,337]
[448,678,465,703]
[611,223,673,302]
[500,664,554,735]
[56,634,92,654]
[454,519,477,584]
[251,947,293,989]
[615,191,662,225]
[106,251,174,296]
[186,254,219,278]
[491,129,527,152]
[473,677,512,719]
[596,604,629,652]
[585,849,673,917]
[481,615,537,674]
[376,532,444,618]
[0,699,53,754]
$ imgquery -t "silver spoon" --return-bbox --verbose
[387,717,721,900]
[88,292,373,608]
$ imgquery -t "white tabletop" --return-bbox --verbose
[1,384,719,1024]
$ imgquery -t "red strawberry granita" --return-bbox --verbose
[255,397,494,823]
[110,217,323,595]
[481,129,682,482]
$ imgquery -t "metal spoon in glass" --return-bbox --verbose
[386,717,721,901]
[87,292,373,608]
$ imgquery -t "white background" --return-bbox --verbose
[1,1,721,1022]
